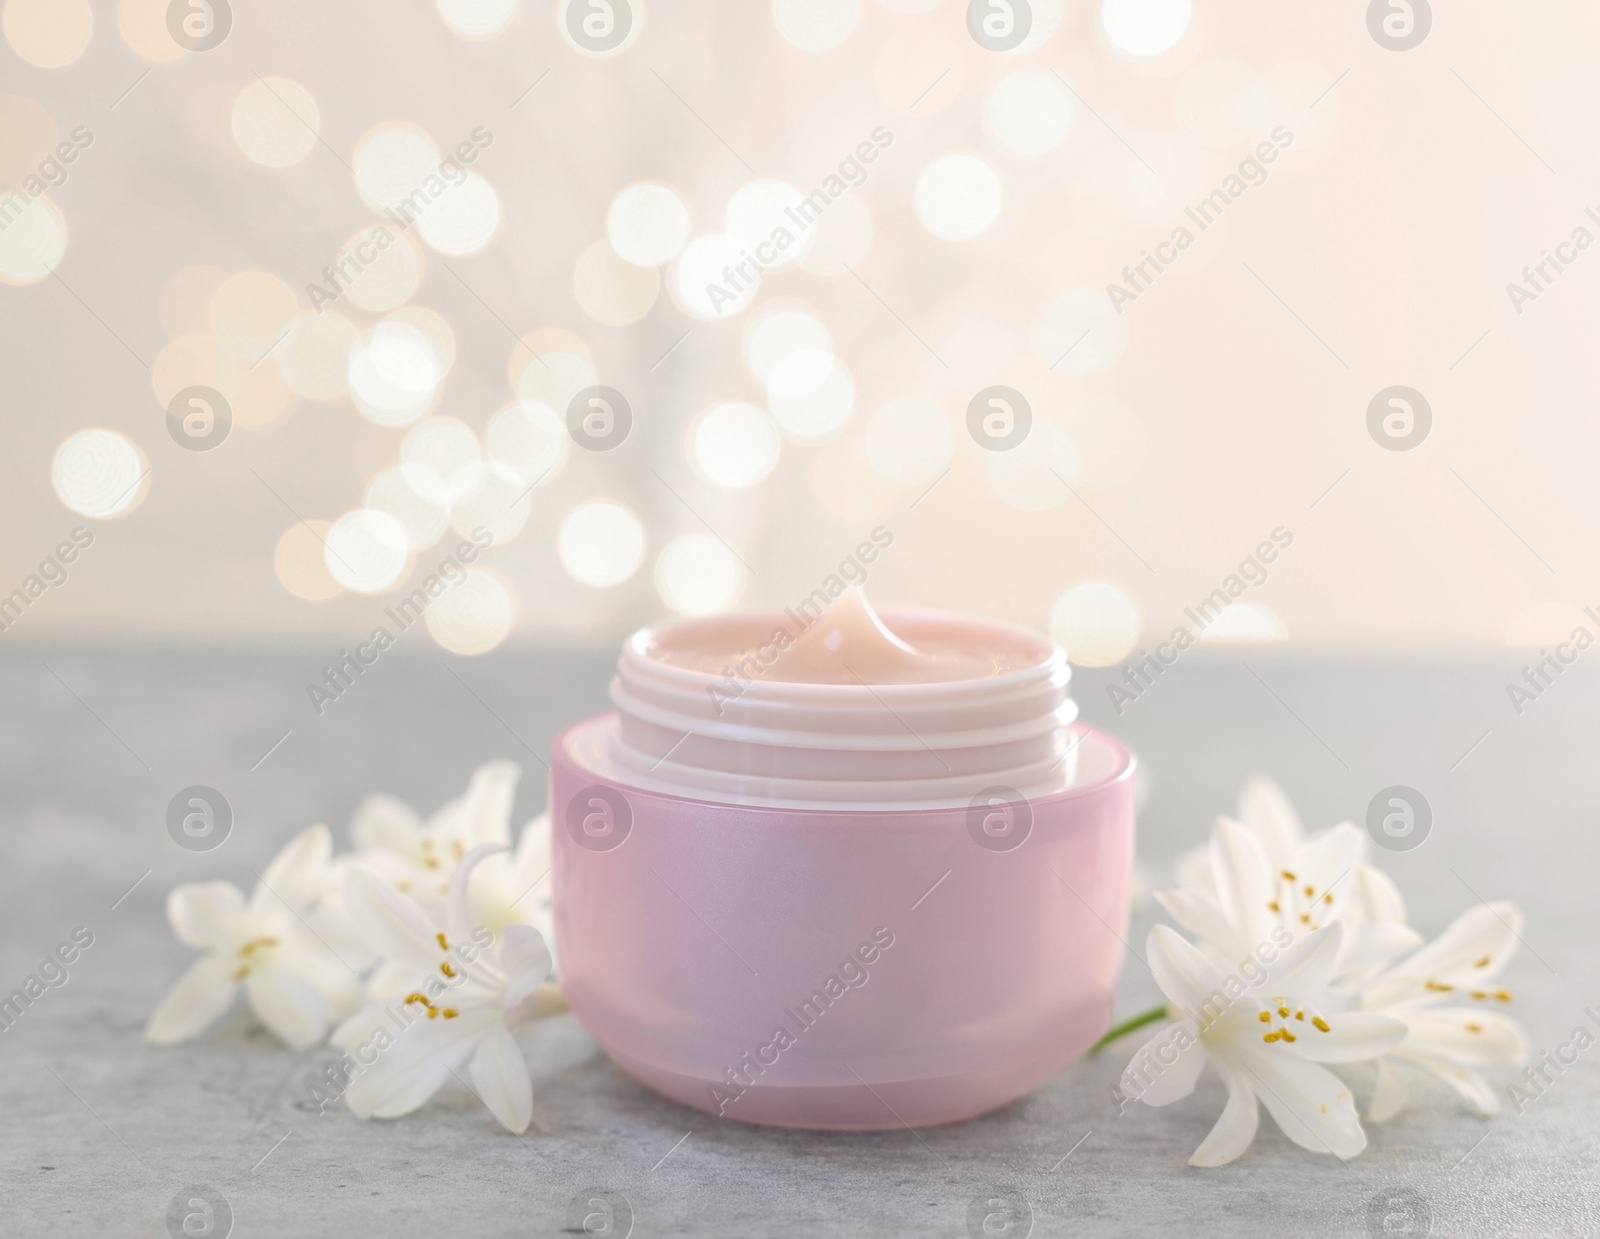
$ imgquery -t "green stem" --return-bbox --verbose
[1090,1004,1170,1054]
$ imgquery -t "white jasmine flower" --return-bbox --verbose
[1160,808,1417,993]
[331,843,561,1134]
[1120,923,1405,1166]
[1160,815,1354,965]
[1361,901,1528,1120]
[464,812,555,948]
[335,760,554,954]
[145,825,361,1049]
[1173,775,1408,938]
[1117,775,1530,1162]
[346,759,522,905]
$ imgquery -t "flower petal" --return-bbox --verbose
[304,870,379,976]
[344,866,446,974]
[444,760,521,849]
[1188,1059,1260,1167]
[501,924,554,1008]
[1239,1049,1368,1159]
[1154,889,1244,963]
[145,955,237,1044]
[1342,922,1425,979]
[1367,1057,1409,1123]
[275,935,365,1023]
[507,982,568,1024]
[350,793,423,854]
[1403,901,1523,984]
[1147,925,1227,1017]
[1408,1056,1502,1115]
[349,1055,452,1121]
[1270,922,1344,998]
[1237,774,1304,864]
[469,1023,534,1133]
[1121,1021,1204,1107]
[1291,1010,1406,1064]
[447,843,510,961]
[1210,816,1275,950]
[331,1000,394,1053]
[251,824,332,917]
[1294,822,1367,904]
[513,813,553,880]
[360,959,421,1007]
[1172,845,1215,898]
[166,882,246,950]
[1356,863,1407,925]
[246,964,328,1049]
[1366,901,1524,1009]
[343,1006,499,1119]
[1397,1008,1527,1068]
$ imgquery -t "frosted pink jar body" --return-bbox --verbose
[552,718,1135,1130]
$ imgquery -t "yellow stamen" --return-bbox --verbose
[1281,870,1296,881]
[1466,1022,1482,1033]
[1263,1031,1281,1042]
[1312,1016,1331,1032]
[441,962,456,978]
[1302,885,1314,897]
[442,1008,458,1019]
[1426,980,1453,992]
[1474,955,1491,968]
[1281,1029,1296,1043]
[436,932,449,950]
[1259,1011,1271,1023]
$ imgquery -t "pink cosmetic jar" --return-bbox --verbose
[552,600,1136,1130]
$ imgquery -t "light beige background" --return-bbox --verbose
[1,0,1593,659]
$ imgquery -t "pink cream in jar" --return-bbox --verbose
[552,590,1135,1130]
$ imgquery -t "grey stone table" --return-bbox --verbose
[2,647,1596,1237]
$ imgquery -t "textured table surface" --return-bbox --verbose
[2,647,1596,1237]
